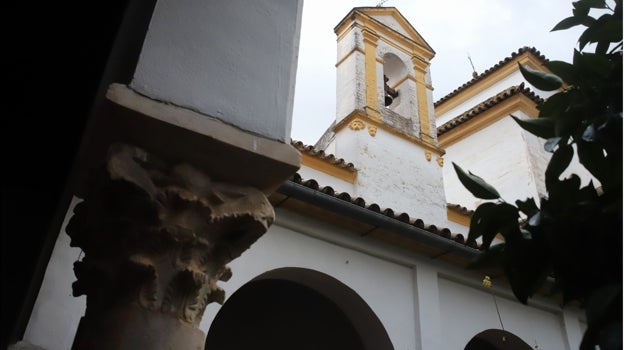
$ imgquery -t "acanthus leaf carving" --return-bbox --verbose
[67,143,274,327]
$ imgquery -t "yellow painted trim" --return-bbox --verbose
[391,74,412,89]
[335,47,365,68]
[447,208,471,227]
[378,36,417,58]
[334,110,446,155]
[438,94,539,148]
[335,12,434,62]
[336,22,358,42]
[435,53,549,117]
[411,58,434,143]
[301,153,357,184]
[362,28,380,119]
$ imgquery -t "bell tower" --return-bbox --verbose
[321,7,447,225]
[334,6,438,146]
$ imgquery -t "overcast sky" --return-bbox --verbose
[290,0,584,145]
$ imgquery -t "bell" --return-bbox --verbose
[383,74,398,107]
[385,93,394,106]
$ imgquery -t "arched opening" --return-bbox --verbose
[465,329,533,350]
[205,267,393,350]
[382,53,408,110]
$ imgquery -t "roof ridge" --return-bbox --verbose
[291,140,357,172]
[437,83,543,136]
[434,46,548,107]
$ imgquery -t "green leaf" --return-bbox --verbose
[582,124,596,141]
[574,0,608,9]
[527,211,542,226]
[577,51,614,78]
[502,225,550,304]
[519,63,563,91]
[577,139,610,185]
[546,143,573,184]
[544,137,562,152]
[467,202,497,243]
[537,91,569,120]
[452,162,501,200]
[467,202,519,249]
[476,203,519,249]
[516,197,539,217]
[544,61,577,84]
[577,14,618,50]
[580,284,622,350]
[552,16,588,31]
[573,2,591,17]
[511,115,555,139]
[466,243,505,270]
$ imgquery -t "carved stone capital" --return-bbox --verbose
[67,143,274,349]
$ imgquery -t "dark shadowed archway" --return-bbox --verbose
[205,267,393,350]
[465,329,533,350]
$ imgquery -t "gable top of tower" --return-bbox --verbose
[335,7,435,60]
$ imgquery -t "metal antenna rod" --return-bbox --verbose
[467,53,478,78]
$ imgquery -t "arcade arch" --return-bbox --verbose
[205,267,393,350]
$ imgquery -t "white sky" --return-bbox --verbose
[291,0,584,145]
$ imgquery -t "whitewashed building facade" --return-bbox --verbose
[17,5,587,350]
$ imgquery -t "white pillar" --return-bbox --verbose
[562,309,584,350]
[413,264,442,350]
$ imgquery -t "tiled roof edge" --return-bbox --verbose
[288,172,479,249]
[292,140,357,172]
[437,83,543,136]
[447,203,474,216]
[434,46,548,107]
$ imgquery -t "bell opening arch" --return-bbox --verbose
[382,52,408,110]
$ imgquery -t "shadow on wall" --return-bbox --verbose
[465,329,533,350]
[205,267,393,350]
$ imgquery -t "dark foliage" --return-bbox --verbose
[453,1,622,348]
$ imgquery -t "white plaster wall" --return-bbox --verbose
[436,72,521,125]
[23,198,86,350]
[334,126,447,225]
[438,277,571,349]
[336,26,364,58]
[200,220,418,350]
[336,52,366,122]
[443,115,539,210]
[336,27,365,122]
[297,164,356,195]
[130,0,303,142]
[389,78,419,126]
[23,205,584,350]
[522,124,551,199]
[445,112,600,210]
[436,70,558,126]
[371,14,411,38]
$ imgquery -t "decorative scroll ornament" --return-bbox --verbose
[368,125,378,137]
[436,156,444,167]
[348,119,366,131]
[66,143,274,326]
[425,151,432,161]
